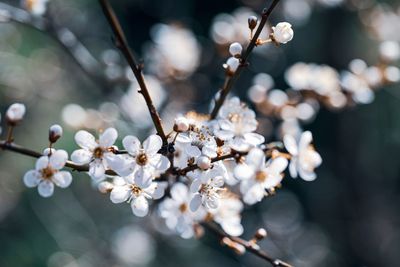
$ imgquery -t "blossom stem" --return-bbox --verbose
[202,222,293,267]
[98,0,168,147]
[6,126,14,143]
[209,0,281,119]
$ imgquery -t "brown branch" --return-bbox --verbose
[209,0,281,119]
[0,141,117,175]
[202,222,293,267]
[98,0,168,146]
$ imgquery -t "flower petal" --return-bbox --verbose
[170,182,189,202]
[189,193,202,212]
[131,196,149,217]
[185,145,201,157]
[99,127,118,147]
[148,154,170,173]
[246,148,265,170]
[243,133,265,147]
[35,156,49,170]
[52,171,72,188]
[283,134,298,156]
[190,178,202,193]
[134,168,153,188]
[221,221,244,237]
[49,150,68,170]
[75,130,97,150]
[146,182,168,200]
[89,160,106,181]
[110,185,130,203]
[268,157,288,174]
[234,164,254,180]
[143,135,162,155]
[23,170,41,187]
[123,135,141,156]
[299,131,312,151]
[71,149,92,165]
[38,180,54,197]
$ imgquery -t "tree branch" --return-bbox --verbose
[98,0,168,146]
[202,222,293,267]
[209,0,281,119]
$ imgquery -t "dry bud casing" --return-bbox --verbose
[248,15,258,30]
[49,124,63,143]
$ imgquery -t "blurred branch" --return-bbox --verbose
[209,0,281,119]
[0,2,124,93]
[203,222,293,267]
[98,0,168,147]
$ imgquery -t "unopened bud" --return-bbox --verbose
[248,16,258,30]
[197,155,211,170]
[193,224,205,239]
[98,181,114,193]
[49,124,63,143]
[225,57,240,75]
[229,42,242,58]
[6,103,26,124]
[174,116,190,132]
[254,228,267,241]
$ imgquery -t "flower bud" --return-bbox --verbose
[248,16,258,30]
[225,57,240,74]
[98,181,114,193]
[6,103,26,124]
[229,42,242,57]
[254,228,267,240]
[174,116,190,132]
[272,22,294,44]
[49,124,63,143]
[197,155,211,170]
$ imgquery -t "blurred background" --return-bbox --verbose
[0,0,400,266]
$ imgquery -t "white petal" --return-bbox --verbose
[243,132,265,146]
[143,135,162,155]
[49,150,68,170]
[75,130,97,150]
[52,171,72,188]
[170,183,189,202]
[134,168,153,188]
[131,196,149,217]
[110,185,131,203]
[149,154,170,172]
[241,181,264,205]
[246,148,265,170]
[299,131,312,151]
[185,146,201,157]
[230,137,250,152]
[189,194,202,212]
[146,182,167,200]
[205,196,219,209]
[219,119,234,131]
[107,155,137,177]
[35,156,49,170]
[122,135,141,156]
[99,128,118,147]
[289,159,298,178]
[210,176,224,188]
[264,173,283,189]
[299,168,317,181]
[190,178,202,193]
[23,170,41,187]
[38,180,54,197]
[71,149,92,165]
[283,134,298,155]
[214,129,234,141]
[89,160,106,181]
[221,222,244,237]
[268,157,288,173]
[202,145,217,158]
[234,164,254,180]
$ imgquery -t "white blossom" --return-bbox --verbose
[284,131,322,181]
[159,183,206,238]
[71,128,118,182]
[272,22,294,44]
[107,135,170,188]
[229,42,242,57]
[211,196,244,236]
[234,148,288,205]
[23,149,72,197]
[6,103,26,123]
[110,175,167,217]
[214,97,264,151]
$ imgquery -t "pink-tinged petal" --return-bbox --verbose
[38,180,54,198]
[190,178,202,193]
[234,163,254,180]
[283,134,298,156]
[110,185,130,203]
[134,168,153,188]
[243,133,265,146]
[189,193,202,212]
[99,127,118,147]
[246,148,265,170]
[75,130,97,150]
[89,160,106,181]
[52,171,72,188]
[268,157,288,174]
[49,150,68,170]
[23,170,41,187]
[148,154,170,173]
[299,131,312,151]
[71,149,92,165]
[143,135,162,155]
[170,183,189,202]
[131,196,149,217]
[35,156,49,171]
[122,135,141,156]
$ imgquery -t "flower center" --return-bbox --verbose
[93,147,104,159]
[255,171,267,182]
[136,153,148,166]
[41,166,55,180]
[228,113,241,123]
[179,203,188,213]
[130,185,142,197]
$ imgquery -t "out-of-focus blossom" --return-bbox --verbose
[272,22,294,44]
[21,0,49,16]
[23,149,72,197]
[379,41,400,61]
[6,103,26,123]
[210,196,244,236]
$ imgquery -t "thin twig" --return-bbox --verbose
[202,222,293,267]
[98,0,168,146]
[209,0,281,119]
